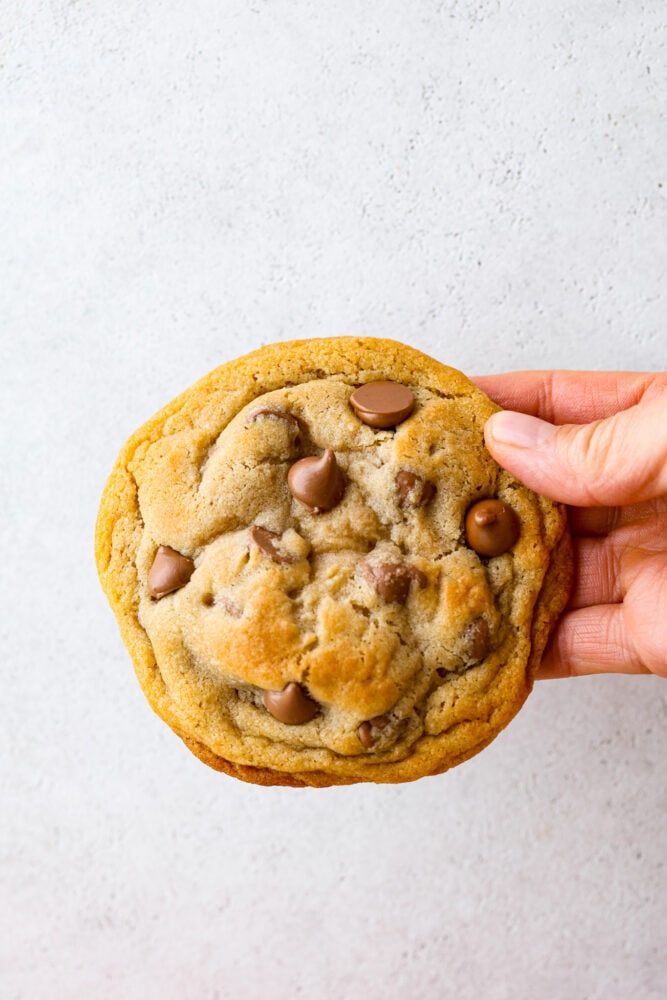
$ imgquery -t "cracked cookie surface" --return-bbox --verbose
[96,337,573,786]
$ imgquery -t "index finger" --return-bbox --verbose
[469,370,663,424]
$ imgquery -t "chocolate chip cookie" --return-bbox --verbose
[95,338,573,786]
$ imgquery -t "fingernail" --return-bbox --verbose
[486,411,556,449]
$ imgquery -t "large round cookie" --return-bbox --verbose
[96,338,573,786]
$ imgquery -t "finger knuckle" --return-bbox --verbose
[561,420,618,505]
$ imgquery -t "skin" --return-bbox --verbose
[469,371,667,679]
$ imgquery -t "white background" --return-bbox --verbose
[2,2,666,998]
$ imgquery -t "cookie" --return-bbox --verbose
[95,338,573,786]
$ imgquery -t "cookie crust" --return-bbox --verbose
[96,338,573,786]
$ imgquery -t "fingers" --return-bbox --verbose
[536,604,647,679]
[482,386,667,507]
[467,369,667,680]
[618,549,667,678]
[470,370,665,424]
[538,549,667,679]
[567,495,667,537]
[566,516,667,607]
[566,536,623,609]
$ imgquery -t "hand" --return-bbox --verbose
[470,371,667,679]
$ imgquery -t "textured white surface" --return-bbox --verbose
[2,2,666,998]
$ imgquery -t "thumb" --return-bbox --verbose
[483,389,667,506]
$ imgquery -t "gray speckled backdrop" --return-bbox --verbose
[2,2,666,998]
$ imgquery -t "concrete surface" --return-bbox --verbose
[2,2,666,998]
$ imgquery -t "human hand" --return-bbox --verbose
[469,371,667,679]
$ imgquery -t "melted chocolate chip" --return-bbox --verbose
[361,560,427,605]
[349,382,415,428]
[395,470,436,509]
[465,499,520,557]
[263,682,319,725]
[148,546,195,598]
[287,449,345,513]
[249,525,296,565]
[357,714,390,749]
[246,408,301,444]
[461,617,493,663]
[357,722,375,748]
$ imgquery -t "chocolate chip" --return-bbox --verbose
[249,525,296,565]
[395,470,436,509]
[263,682,319,724]
[357,722,375,748]
[148,546,195,598]
[287,449,345,513]
[349,382,415,428]
[465,499,520,557]
[461,617,493,663]
[361,560,427,605]
[357,714,390,749]
[246,407,301,444]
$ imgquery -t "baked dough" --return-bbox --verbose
[95,338,573,785]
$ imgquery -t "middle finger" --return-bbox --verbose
[566,535,623,609]
[565,515,667,608]
[567,495,667,536]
